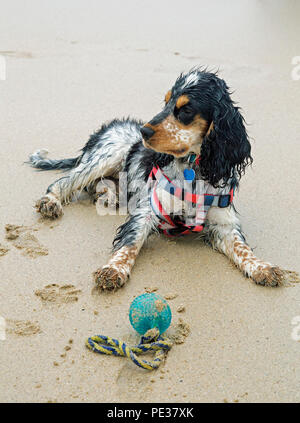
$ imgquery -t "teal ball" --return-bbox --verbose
[129,293,172,335]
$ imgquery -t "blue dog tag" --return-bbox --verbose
[183,168,195,182]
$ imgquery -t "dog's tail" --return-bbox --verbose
[28,149,80,171]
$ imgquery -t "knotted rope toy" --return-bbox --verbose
[86,293,173,370]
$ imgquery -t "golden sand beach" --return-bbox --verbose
[0,0,299,403]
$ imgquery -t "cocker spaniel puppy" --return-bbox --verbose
[28,68,295,291]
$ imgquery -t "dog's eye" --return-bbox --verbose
[175,105,195,125]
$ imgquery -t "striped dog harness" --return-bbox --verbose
[148,165,234,237]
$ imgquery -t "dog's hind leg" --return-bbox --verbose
[32,119,143,219]
[36,151,124,219]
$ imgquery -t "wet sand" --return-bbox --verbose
[0,0,299,403]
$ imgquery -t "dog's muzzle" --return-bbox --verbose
[140,126,155,141]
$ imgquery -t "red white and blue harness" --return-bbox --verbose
[147,155,235,237]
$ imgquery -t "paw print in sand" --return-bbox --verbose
[7,319,41,336]
[35,284,81,304]
[5,224,48,258]
[0,243,9,257]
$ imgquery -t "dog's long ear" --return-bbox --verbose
[200,79,252,188]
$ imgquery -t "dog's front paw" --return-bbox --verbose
[35,195,63,219]
[93,265,128,291]
[252,265,284,287]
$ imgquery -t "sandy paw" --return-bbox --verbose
[93,265,128,291]
[35,284,81,303]
[252,265,284,287]
[35,196,63,219]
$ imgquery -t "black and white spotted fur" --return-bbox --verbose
[28,69,295,290]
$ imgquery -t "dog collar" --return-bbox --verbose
[184,154,201,182]
[187,154,201,165]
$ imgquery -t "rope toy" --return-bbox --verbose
[86,293,173,370]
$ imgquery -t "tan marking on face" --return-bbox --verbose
[144,114,209,157]
[176,95,189,109]
[165,90,172,104]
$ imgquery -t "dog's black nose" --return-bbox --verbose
[141,126,155,140]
